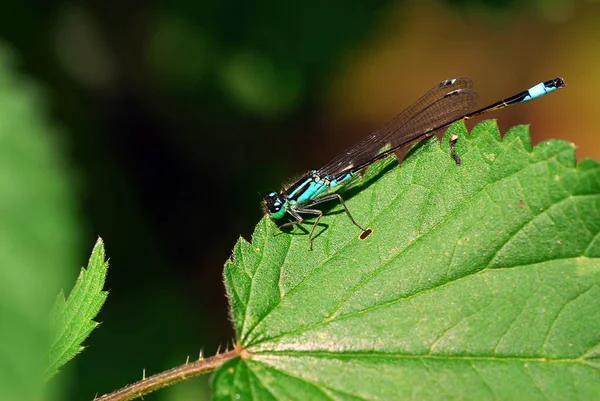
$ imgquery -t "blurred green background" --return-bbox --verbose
[1,0,598,400]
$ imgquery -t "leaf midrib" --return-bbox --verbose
[251,351,593,363]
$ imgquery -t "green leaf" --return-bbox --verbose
[0,45,81,401]
[216,121,600,399]
[47,238,109,380]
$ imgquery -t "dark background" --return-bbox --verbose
[2,0,599,400]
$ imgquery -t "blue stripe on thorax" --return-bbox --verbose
[286,171,355,205]
[285,171,317,199]
[329,172,352,188]
[296,180,328,203]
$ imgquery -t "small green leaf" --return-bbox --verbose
[47,238,109,380]
[217,121,600,399]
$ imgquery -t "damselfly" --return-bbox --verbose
[264,77,566,249]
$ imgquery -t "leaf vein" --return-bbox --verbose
[469,360,496,399]
[541,284,595,354]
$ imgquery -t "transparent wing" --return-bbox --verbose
[319,78,478,177]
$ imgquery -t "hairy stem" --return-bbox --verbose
[94,348,240,401]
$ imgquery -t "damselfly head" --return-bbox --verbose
[264,192,286,219]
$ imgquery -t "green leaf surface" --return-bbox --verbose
[0,45,81,401]
[216,121,600,400]
[47,238,108,380]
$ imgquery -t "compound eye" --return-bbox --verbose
[270,205,286,219]
[264,192,278,207]
[264,192,285,218]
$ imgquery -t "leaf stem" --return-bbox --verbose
[93,348,240,401]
